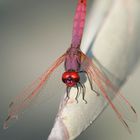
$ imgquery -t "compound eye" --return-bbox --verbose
[62,71,80,87]
[70,72,80,82]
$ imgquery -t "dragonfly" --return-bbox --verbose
[4,0,137,133]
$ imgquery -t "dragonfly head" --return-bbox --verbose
[62,70,80,87]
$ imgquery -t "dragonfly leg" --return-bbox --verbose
[66,86,71,102]
[79,71,100,96]
[75,84,79,103]
[78,82,87,104]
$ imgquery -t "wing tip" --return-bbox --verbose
[130,106,138,122]
[3,115,10,130]
[122,119,132,134]
[131,106,137,114]
[3,114,18,130]
[3,122,8,130]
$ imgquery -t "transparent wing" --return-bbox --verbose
[4,54,66,129]
[81,52,137,133]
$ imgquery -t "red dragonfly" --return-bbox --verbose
[4,0,137,133]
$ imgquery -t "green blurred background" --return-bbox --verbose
[0,0,140,140]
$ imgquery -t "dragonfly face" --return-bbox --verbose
[62,70,80,87]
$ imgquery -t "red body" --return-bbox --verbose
[72,0,86,48]
[63,0,87,87]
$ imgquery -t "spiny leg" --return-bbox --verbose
[65,86,71,102]
[88,73,100,96]
[79,71,100,96]
[82,83,87,104]
[79,82,87,104]
[75,84,79,103]
[79,71,93,89]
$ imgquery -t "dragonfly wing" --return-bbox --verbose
[4,53,66,129]
[81,51,137,133]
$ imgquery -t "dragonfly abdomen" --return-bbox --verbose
[71,0,86,48]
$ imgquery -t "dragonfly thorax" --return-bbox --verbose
[62,70,80,87]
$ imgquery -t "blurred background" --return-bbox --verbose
[0,0,140,140]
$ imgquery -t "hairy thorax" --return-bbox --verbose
[65,46,81,72]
